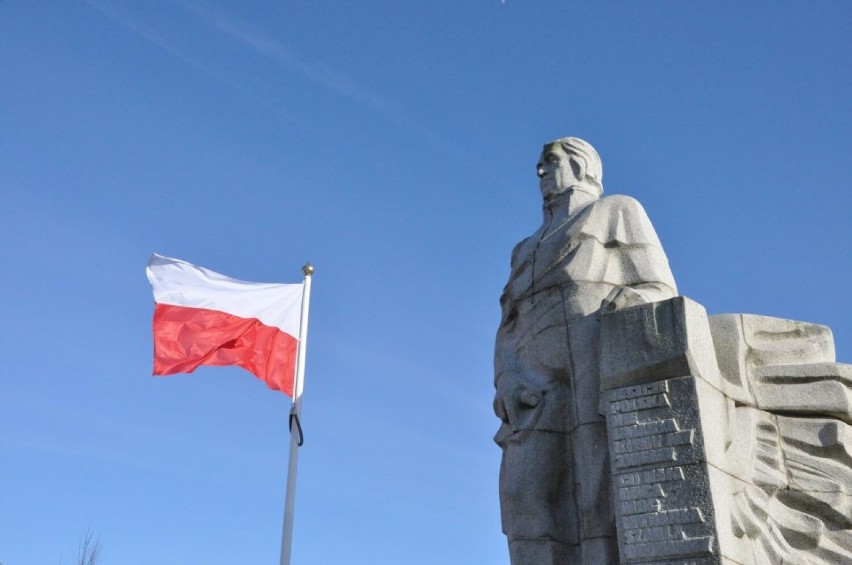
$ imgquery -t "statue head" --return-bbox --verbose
[536,137,603,199]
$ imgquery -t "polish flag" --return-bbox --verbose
[146,254,304,397]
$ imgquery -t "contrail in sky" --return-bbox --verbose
[83,0,461,162]
[173,0,392,113]
[82,0,298,122]
[174,0,457,159]
[84,0,390,115]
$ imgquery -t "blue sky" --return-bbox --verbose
[2,2,851,564]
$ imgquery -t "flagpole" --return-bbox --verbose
[280,263,313,565]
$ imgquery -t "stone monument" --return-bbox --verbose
[493,138,851,565]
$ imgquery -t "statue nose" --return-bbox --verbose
[536,165,545,178]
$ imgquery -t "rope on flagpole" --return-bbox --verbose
[288,409,304,446]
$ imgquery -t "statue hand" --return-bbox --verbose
[599,286,647,314]
[494,376,545,446]
[494,382,540,422]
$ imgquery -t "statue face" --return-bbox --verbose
[536,143,578,199]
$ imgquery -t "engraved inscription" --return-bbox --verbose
[619,483,665,502]
[625,523,685,544]
[623,508,704,530]
[606,377,718,563]
[611,418,680,441]
[609,380,670,401]
[610,393,671,415]
[620,497,661,516]
[614,446,676,468]
[607,380,696,471]
[623,537,714,561]
[613,429,694,454]
[618,467,684,490]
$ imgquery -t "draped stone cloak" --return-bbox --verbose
[495,191,677,439]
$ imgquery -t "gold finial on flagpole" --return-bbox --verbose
[302,263,314,276]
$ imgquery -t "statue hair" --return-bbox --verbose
[549,137,603,196]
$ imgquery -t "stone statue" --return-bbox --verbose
[494,138,851,564]
[493,137,677,564]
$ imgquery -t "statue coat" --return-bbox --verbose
[494,190,676,556]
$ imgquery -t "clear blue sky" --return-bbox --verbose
[2,2,850,564]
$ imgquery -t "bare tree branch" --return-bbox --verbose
[73,528,102,565]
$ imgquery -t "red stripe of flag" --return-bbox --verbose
[152,303,298,396]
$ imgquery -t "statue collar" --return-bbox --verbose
[543,186,600,220]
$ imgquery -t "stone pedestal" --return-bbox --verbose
[600,297,852,564]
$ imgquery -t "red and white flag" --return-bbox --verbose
[146,254,303,397]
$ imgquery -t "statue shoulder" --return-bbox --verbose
[583,194,661,246]
[594,194,649,218]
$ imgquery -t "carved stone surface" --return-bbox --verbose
[709,315,852,564]
[600,299,852,564]
[601,299,736,564]
[494,139,852,564]
[494,138,677,564]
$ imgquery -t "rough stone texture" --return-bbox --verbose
[494,138,851,564]
[600,297,723,392]
[603,376,729,562]
[709,314,852,564]
[601,299,736,564]
[599,299,852,564]
[494,138,676,564]
[708,314,835,407]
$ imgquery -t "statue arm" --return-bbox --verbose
[595,195,678,312]
[494,240,524,387]
[599,281,676,313]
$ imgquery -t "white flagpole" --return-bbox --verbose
[279,263,314,565]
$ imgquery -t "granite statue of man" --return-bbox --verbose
[493,137,678,564]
